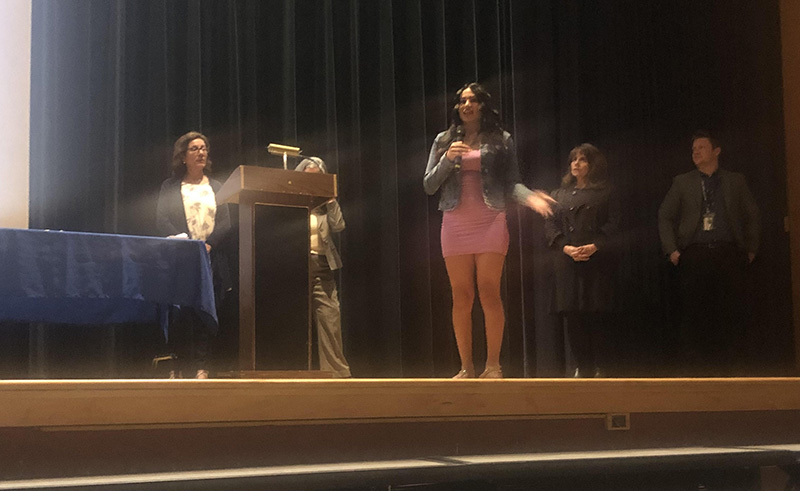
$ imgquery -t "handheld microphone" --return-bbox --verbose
[454,125,464,169]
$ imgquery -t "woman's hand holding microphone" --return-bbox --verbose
[446,141,473,162]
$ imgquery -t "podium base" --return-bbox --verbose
[216,370,335,379]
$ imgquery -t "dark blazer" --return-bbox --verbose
[156,176,233,301]
[544,183,620,313]
[658,168,760,255]
[155,176,231,249]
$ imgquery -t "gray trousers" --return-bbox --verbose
[310,254,351,378]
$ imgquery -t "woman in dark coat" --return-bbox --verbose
[156,131,231,378]
[544,143,620,378]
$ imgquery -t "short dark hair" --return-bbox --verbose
[171,131,212,177]
[560,143,608,188]
[692,130,720,149]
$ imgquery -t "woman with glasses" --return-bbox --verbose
[424,83,554,379]
[156,131,231,379]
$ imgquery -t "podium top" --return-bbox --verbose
[216,166,338,209]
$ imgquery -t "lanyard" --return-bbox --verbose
[701,178,715,215]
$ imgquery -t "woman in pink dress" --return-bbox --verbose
[424,83,554,379]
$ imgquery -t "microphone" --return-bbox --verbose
[453,125,464,169]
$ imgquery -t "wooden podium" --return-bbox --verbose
[216,166,337,374]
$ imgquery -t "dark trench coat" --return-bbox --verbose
[544,183,621,313]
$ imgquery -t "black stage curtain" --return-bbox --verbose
[16,0,792,378]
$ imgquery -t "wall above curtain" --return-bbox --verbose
[22,0,792,379]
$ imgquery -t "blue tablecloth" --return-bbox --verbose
[0,228,217,335]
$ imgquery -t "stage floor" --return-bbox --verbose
[2,377,800,482]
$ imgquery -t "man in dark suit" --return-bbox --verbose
[658,130,760,375]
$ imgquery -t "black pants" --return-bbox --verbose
[168,307,210,374]
[564,312,608,376]
[677,243,748,376]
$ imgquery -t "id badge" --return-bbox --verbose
[702,212,715,231]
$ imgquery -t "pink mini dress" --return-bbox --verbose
[441,149,509,258]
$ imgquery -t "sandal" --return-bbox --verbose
[479,366,503,379]
[452,368,474,379]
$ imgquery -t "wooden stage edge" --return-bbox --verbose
[5,377,800,482]
[2,377,800,428]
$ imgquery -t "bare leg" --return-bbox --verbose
[476,252,506,370]
[444,254,477,375]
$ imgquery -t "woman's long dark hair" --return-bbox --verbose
[436,82,504,156]
[560,143,608,188]
[171,131,213,178]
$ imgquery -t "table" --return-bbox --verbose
[0,228,217,335]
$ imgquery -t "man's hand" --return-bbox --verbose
[669,250,680,266]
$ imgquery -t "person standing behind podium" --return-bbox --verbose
[424,82,554,379]
[156,131,231,379]
[295,157,352,378]
[544,144,620,378]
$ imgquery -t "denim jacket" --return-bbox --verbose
[423,129,533,211]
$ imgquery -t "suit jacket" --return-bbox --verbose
[293,158,346,271]
[313,200,345,271]
[658,168,759,255]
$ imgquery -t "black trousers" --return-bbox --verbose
[564,312,608,376]
[677,243,748,376]
[168,307,210,374]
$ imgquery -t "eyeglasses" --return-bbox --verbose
[187,145,207,153]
